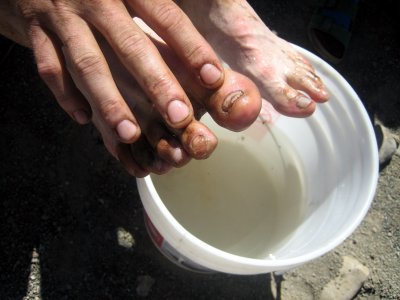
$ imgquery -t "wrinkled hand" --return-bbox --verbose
[1,0,224,146]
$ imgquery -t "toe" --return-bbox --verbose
[154,39,262,132]
[204,70,262,131]
[180,120,218,160]
[143,121,191,167]
[287,67,329,103]
[116,143,149,178]
[129,137,173,176]
[266,83,317,117]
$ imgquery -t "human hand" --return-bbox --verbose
[1,0,225,144]
[96,19,261,177]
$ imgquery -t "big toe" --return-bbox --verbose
[204,70,262,132]
[154,39,262,132]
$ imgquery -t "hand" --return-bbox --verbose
[0,0,225,144]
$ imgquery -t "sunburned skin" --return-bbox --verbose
[177,0,330,118]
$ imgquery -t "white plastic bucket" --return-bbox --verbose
[136,46,379,274]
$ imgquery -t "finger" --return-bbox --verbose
[151,37,262,132]
[130,0,224,89]
[129,137,173,176]
[98,37,192,169]
[30,24,91,124]
[85,2,194,129]
[48,13,141,143]
[116,143,149,177]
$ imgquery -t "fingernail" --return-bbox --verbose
[167,100,190,124]
[296,95,313,109]
[200,63,222,86]
[73,110,90,124]
[116,120,137,141]
[223,90,244,112]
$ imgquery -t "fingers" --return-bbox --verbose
[21,0,231,177]
[46,14,141,144]
[151,38,262,132]
[86,1,194,130]
[129,0,224,88]
[30,25,91,125]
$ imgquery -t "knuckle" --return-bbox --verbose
[152,2,183,31]
[145,75,174,99]
[72,52,104,77]
[100,98,123,123]
[117,30,148,60]
[37,62,62,83]
[184,42,207,65]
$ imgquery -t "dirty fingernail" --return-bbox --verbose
[223,90,244,112]
[116,120,138,141]
[168,100,190,124]
[296,95,313,109]
[200,63,223,86]
[73,110,90,124]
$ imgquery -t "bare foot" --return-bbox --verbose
[96,28,261,177]
[178,0,330,118]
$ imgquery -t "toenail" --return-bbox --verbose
[319,88,330,99]
[199,63,223,86]
[171,148,184,164]
[296,95,313,109]
[116,120,138,141]
[167,100,190,124]
[73,110,90,124]
[153,159,165,171]
[223,90,244,112]
[190,135,211,159]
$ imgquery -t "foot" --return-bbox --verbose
[96,29,261,177]
[178,0,330,118]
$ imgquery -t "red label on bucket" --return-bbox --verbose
[143,212,213,273]
[144,213,164,247]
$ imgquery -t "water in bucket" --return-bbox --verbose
[138,46,378,274]
[151,123,307,259]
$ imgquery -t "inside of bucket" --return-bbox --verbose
[151,78,377,260]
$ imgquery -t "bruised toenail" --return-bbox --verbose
[223,90,244,112]
[116,120,138,141]
[190,135,212,159]
[200,63,223,86]
[296,95,313,109]
[167,100,190,124]
[73,110,90,124]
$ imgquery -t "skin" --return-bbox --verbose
[177,0,330,117]
[97,27,261,177]
[0,0,226,144]
[0,0,264,176]
[0,0,330,177]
